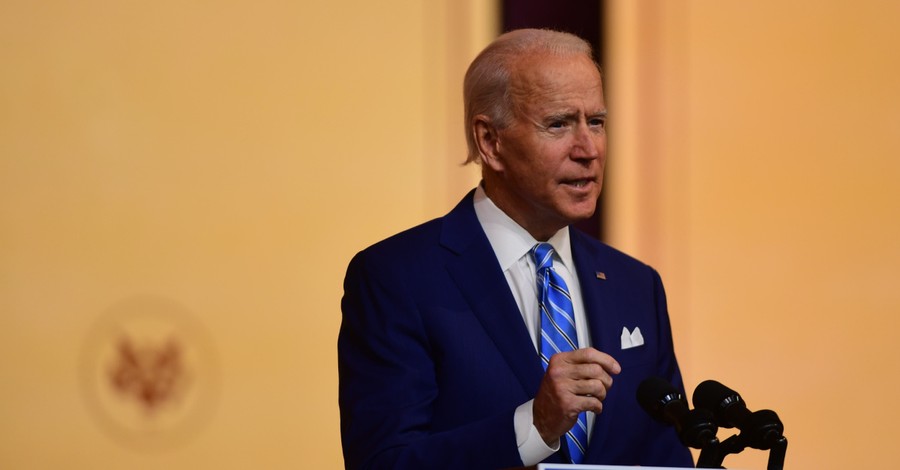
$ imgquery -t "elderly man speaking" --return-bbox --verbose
[338,29,693,470]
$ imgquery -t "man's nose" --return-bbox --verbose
[571,122,601,159]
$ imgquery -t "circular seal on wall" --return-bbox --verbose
[79,295,219,451]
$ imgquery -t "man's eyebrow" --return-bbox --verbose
[543,111,580,122]
[543,109,608,122]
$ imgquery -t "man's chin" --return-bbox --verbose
[564,201,599,222]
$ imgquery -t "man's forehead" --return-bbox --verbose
[509,54,601,89]
[510,50,600,77]
[508,59,604,115]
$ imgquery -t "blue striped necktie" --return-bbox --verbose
[532,242,588,464]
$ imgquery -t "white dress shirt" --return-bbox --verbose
[472,186,595,465]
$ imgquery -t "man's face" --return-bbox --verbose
[483,52,607,240]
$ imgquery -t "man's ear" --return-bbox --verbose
[473,115,504,172]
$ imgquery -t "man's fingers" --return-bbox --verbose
[564,347,622,375]
[533,350,617,443]
[568,377,611,400]
[554,389,605,417]
[547,348,621,385]
[575,393,604,415]
[566,362,616,388]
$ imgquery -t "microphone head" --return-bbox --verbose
[638,377,719,449]
[692,379,747,429]
[744,409,785,450]
[637,376,684,424]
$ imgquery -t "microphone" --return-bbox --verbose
[692,380,784,450]
[637,377,718,449]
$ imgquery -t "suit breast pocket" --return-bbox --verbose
[615,343,656,368]
[601,325,657,368]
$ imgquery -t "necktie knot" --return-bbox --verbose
[531,242,556,271]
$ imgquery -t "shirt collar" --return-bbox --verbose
[473,184,574,271]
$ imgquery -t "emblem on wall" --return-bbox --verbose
[79,295,219,450]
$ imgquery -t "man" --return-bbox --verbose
[339,29,693,469]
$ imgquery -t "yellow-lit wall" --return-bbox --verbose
[607,2,900,469]
[5,1,899,469]
[0,1,488,468]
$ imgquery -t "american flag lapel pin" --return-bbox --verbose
[595,272,606,280]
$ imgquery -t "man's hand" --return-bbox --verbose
[533,348,621,445]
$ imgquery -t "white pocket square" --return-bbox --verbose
[620,326,645,349]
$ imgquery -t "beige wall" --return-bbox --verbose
[607,1,900,469]
[5,1,898,469]
[0,1,488,468]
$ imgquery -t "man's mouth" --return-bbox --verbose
[562,178,594,188]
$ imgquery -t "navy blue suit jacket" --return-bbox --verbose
[338,191,693,469]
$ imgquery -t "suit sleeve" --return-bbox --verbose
[338,250,524,470]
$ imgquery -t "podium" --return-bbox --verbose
[538,466,696,470]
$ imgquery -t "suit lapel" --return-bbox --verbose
[440,192,545,397]
[570,230,618,459]
[571,230,618,357]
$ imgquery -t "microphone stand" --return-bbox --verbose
[695,438,725,469]
[696,432,788,470]
[766,436,788,470]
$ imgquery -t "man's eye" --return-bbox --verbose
[589,118,606,128]
[548,121,567,129]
